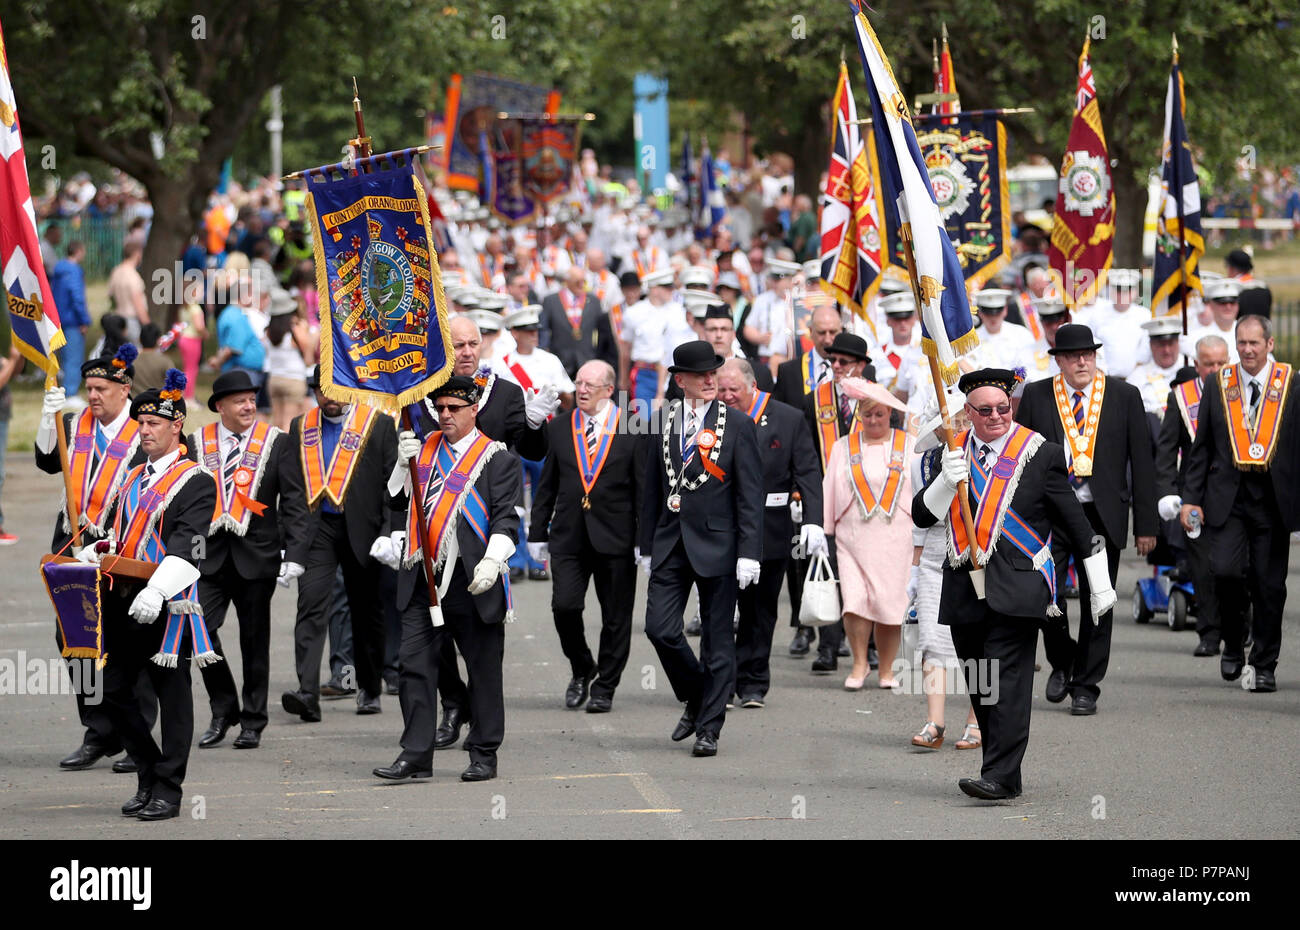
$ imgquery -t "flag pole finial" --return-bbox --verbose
[941,21,949,45]
[1172,33,1179,59]
[932,37,939,68]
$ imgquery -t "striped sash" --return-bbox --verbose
[300,404,379,507]
[404,431,500,568]
[67,409,139,533]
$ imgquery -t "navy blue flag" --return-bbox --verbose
[1152,48,1204,319]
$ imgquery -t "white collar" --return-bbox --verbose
[1063,374,1098,401]
[448,427,480,457]
[218,421,250,445]
[969,430,1011,459]
[98,404,131,437]
[582,399,613,430]
[146,447,182,474]
[322,409,348,425]
[1241,362,1270,389]
[683,397,712,418]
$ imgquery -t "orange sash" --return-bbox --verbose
[1053,373,1105,477]
[114,459,205,560]
[1018,292,1044,342]
[847,429,907,520]
[814,381,841,470]
[300,404,379,507]
[1173,377,1203,441]
[66,409,139,533]
[403,431,498,565]
[571,407,621,507]
[201,421,275,533]
[609,302,625,341]
[947,425,1041,565]
[1218,362,1292,470]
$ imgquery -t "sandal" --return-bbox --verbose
[910,721,944,749]
[955,723,981,750]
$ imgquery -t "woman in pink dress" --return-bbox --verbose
[824,379,915,690]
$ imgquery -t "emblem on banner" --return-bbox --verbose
[1060,151,1111,217]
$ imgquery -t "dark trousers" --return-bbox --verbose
[380,565,401,680]
[1211,479,1289,672]
[397,563,505,766]
[328,567,353,681]
[197,554,275,731]
[736,556,788,697]
[294,513,383,697]
[644,539,738,738]
[1045,502,1120,700]
[1184,530,1220,644]
[99,605,195,804]
[56,624,156,753]
[551,548,635,698]
[950,611,1039,795]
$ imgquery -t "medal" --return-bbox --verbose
[697,429,716,450]
[582,494,592,510]
[572,326,582,340]
[1073,453,1093,477]
[233,467,252,490]
[1248,442,1265,460]
[1074,436,1088,451]
[667,494,681,512]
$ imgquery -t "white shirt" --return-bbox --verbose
[746,290,792,359]
[978,321,1039,371]
[449,427,481,459]
[1092,310,1150,378]
[145,447,183,480]
[581,399,613,435]
[621,299,673,363]
[1126,359,1183,416]
[967,428,1011,466]
[660,312,698,365]
[96,404,133,445]
[1183,323,1239,365]
[503,347,575,394]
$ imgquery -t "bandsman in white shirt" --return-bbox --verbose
[1185,277,1243,364]
[973,287,1038,373]
[742,256,800,376]
[620,267,679,408]
[873,292,925,402]
[1127,316,1187,428]
[1081,268,1152,378]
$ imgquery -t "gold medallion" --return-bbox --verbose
[1073,453,1093,477]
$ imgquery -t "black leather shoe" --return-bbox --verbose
[685,615,702,636]
[384,674,400,696]
[565,669,596,709]
[739,693,765,709]
[232,728,261,749]
[1193,638,1221,657]
[586,695,612,713]
[810,648,838,673]
[112,757,138,774]
[528,567,549,581]
[198,716,234,748]
[958,777,1018,800]
[461,760,497,782]
[121,789,151,816]
[836,640,851,658]
[692,734,718,757]
[356,691,382,715]
[1221,654,1244,681]
[59,744,108,770]
[1045,669,1069,703]
[281,690,322,722]
[1070,693,1097,716]
[373,759,433,780]
[509,565,524,581]
[1249,668,1277,693]
[136,797,180,821]
[789,628,813,656]
[671,710,697,742]
[320,677,356,699]
[434,707,469,749]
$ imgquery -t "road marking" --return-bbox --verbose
[586,722,697,839]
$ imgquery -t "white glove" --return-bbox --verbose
[397,430,420,467]
[277,561,305,588]
[524,383,561,428]
[74,544,104,565]
[789,497,803,524]
[128,586,166,623]
[468,533,515,595]
[41,386,66,424]
[1082,549,1117,624]
[940,447,967,489]
[368,534,403,571]
[906,563,919,604]
[1157,494,1182,522]
[527,541,549,564]
[800,523,827,558]
[736,557,761,589]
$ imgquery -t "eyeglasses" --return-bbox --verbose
[828,356,858,367]
[965,403,1012,417]
[434,402,472,413]
[573,380,611,390]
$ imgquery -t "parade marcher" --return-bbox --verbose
[773,305,841,408]
[972,288,1036,373]
[873,292,926,401]
[823,378,914,689]
[187,370,306,750]
[528,360,644,713]
[35,345,153,773]
[742,255,800,375]
[794,331,873,669]
[91,370,219,820]
[1127,316,1186,439]
[664,297,773,403]
[1181,316,1298,693]
[1185,277,1243,364]
[619,267,676,407]
[1015,324,1158,715]
[609,270,642,390]
[1155,335,1229,657]
[371,375,522,781]
[279,365,397,722]
[539,265,618,378]
[639,341,764,757]
[913,368,1110,800]
[1019,294,1071,384]
[1225,248,1272,320]
[716,358,823,707]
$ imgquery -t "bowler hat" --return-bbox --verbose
[668,340,726,374]
[306,365,321,389]
[208,369,261,412]
[824,332,871,364]
[1047,323,1102,355]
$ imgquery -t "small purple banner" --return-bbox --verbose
[42,561,103,661]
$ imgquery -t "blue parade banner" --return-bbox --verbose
[305,153,453,411]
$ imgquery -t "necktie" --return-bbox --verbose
[840,389,853,426]
[129,464,154,513]
[979,444,992,471]
[224,433,243,498]
[1248,380,1261,427]
[91,424,108,475]
[682,409,699,458]
[585,415,598,458]
[1070,392,1086,488]
[818,360,831,384]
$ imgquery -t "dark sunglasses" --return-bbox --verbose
[966,402,1012,417]
[434,402,472,413]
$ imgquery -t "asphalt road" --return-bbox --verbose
[1,466,1297,840]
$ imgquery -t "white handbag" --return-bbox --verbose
[798,552,841,627]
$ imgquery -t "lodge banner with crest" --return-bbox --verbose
[910,113,1012,291]
[521,118,579,205]
[306,154,453,411]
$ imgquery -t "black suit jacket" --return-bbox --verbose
[529,405,644,556]
[281,408,398,567]
[184,430,308,580]
[394,444,523,621]
[750,397,823,560]
[802,383,853,475]
[416,377,548,461]
[776,353,876,409]
[1014,375,1158,548]
[35,410,147,553]
[1154,388,1194,500]
[639,399,764,576]
[540,292,617,377]
[913,440,1095,622]
[1181,368,1300,531]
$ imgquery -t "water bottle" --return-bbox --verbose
[1186,508,1202,540]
